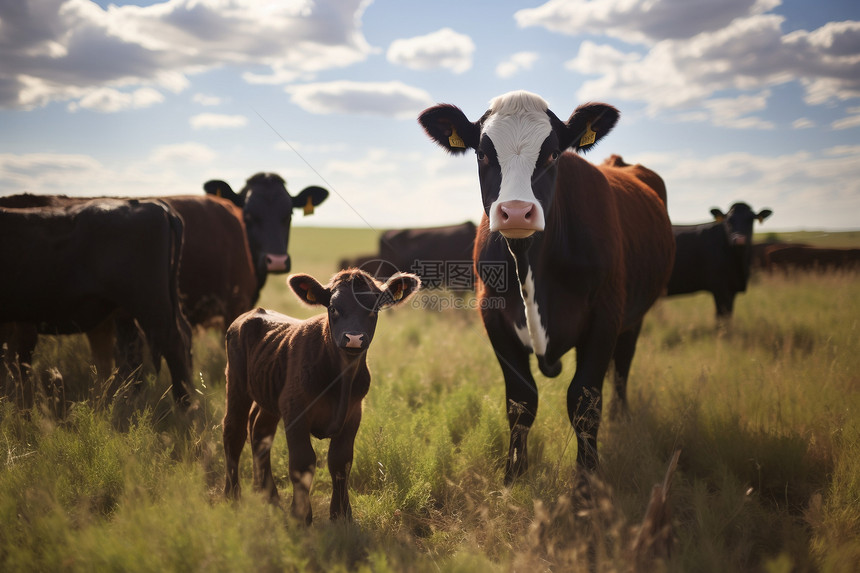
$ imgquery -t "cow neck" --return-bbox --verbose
[506,234,560,377]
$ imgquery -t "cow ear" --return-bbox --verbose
[292,186,329,216]
[203,180,243,207]
[561,103,619,153]
[757,209,773,223]
[418,104,481,155]
[710,208,726,222]
[289,274,331,307]
[378,273,422,310]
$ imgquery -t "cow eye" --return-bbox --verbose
[551,151,560,161]
[476,150,489,166]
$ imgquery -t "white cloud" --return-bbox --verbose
[149,142,217,164]
[189,113,248,129]
[286,81,435,119]
[387,28,475,74]
[515,0,780,44]
[0,0,373,110]
[66,86,164,112]
[496,52,539,79]
[792,118,815,129]
[831,107,860,130]
[566,14,860,118]
[192,93,222,106]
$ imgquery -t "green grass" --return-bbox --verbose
[2,229,859,572]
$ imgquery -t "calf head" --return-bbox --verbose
[418,91,618,239]
[289,269,421,356]
[711,203,773,247]
[203,173,329,280]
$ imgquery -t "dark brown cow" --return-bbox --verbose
[0,198,193,407]
[203,173,329,289]
[764,244,860,273]
[419,91,675,480]
[379,221,477,288]
[222,269,420,524]
[160,196,258,328]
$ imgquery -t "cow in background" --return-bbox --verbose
[379,221,477,288]
[419,91,675,479]
[666,203,772,320]
[204,173,329,289]
[763,244,860,273]
[0,198,193,408]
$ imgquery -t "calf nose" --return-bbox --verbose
[344,333,365,349]
[265,253,290,272]
[495,200,542,239]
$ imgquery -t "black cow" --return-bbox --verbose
[666,203,772,319]
[203,173,329,289]
[419,91,675,479]
[378,221,477,288]
[0,198,193,407]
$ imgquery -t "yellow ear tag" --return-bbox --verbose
[303,196,315,216]
[448,126,466,149]
[579,121,597,147]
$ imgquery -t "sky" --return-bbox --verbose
[1,0,859,232]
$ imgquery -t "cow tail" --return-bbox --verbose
[157,200,191,367]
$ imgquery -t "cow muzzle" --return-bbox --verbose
[729,233,747,246]
[342,333,366,353]
[493,200,544,239]
[265,253,290,273]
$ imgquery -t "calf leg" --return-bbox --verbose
[223,365,252,499]
[609,321,642,420]
[285,427,316,525]
[328,412,361,520]
[249,403,281,502]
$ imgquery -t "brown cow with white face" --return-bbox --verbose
[222,269,421,524]
[419,91,675,481]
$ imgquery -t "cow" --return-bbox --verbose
[203,173,329,289]
[379,221,477,288]
[666,203,772,320]
[222,269,421,524]
[763,244,860,273]
[0,198,193,407]
[418,91,675,481]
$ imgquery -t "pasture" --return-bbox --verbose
[2,227,859,572]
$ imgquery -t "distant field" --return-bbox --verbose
[2,226,859,572]
[754,229,860,248]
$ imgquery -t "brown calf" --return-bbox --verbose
[222,269,421,524]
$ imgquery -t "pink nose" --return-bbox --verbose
[265,254,289,272]
[344,333,364,349]
[730,234,747,246]
[496,200,540,238]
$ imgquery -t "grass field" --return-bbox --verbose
[2,227,859,572]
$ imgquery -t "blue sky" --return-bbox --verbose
[2,0,859,231]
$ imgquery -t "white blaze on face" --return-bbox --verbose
[518,266,548,356]
[483,91,551,233]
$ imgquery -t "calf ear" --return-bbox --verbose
[292,185,329,216]
[561,103,619,153]
[203,180,243,207]
[418,104,481,155]
[710,208,726,222]
[289,274,331,306]
[757,209,773,223]
[378,273,422,310]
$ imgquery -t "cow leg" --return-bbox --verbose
[0,323,37,410]
[223,362,252,499]
[609,320,643,420]
[85,317,116,392]
[484,313,538,485]
[714,291,735,321]
[568,325,617,472]
[137,310,193,407]
[249,403,281,503]
[285,427,316,525]
[328,412,361,521]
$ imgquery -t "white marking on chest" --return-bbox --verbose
[516,266,548,356]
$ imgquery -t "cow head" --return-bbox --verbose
[418,91,618,239]
[711,203,773,248]
[203,173,328,282]
[289,269,421,356]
